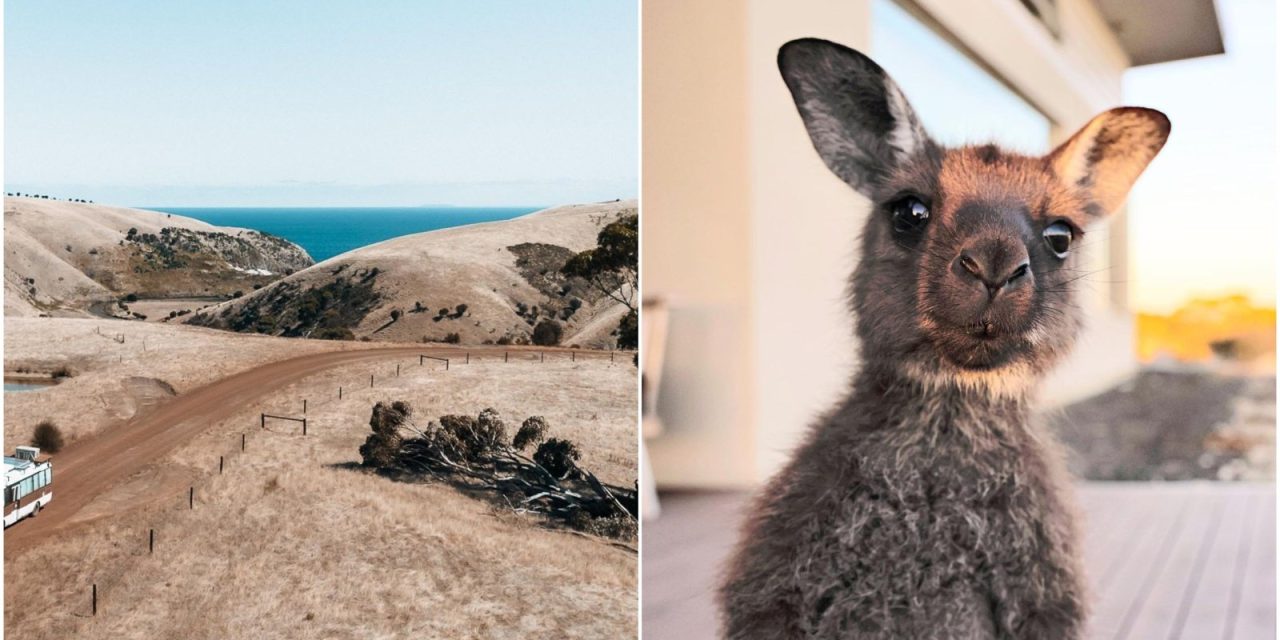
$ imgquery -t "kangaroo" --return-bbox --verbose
[719,39,1169,640]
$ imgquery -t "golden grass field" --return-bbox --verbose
[5,318,637,638]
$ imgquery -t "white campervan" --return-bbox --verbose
[4,446,53,527]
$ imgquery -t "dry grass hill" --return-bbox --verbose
[185,200,636,349]
[4,197,312,318]
[4,318,636,638]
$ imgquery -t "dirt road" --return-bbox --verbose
[3,344,580,554]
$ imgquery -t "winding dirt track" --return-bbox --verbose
[3,345,519,554]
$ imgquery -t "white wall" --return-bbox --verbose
[745,0,873,481]
[642,0,756,487]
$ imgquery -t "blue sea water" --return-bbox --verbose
[147,207,541,263]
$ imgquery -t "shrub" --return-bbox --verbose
[390,309,402,321]
[534,438,581,479]
[51,366,73,379]
[444,332,461,344]
[32,421,65,453]
[455,303,468,317]
[314,327,354,341]
[616,309,638,350]
[438,308,449,317]
[532,319,563,346]
[232,290,244,298]
[359,401,411,468]
[437,409,508,459]
[513,416,549,450]
[496,336,513,346]
[124,293,139,303]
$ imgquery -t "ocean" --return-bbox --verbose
[147,206,542,263]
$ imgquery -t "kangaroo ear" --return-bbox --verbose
[778,38,931,197]
[1047,107,1170,216]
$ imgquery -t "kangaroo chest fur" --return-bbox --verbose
[723,379,1083,640]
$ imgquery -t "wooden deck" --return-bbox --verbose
[642,482,1276,639]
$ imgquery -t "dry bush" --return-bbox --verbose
[358,404,635,539]
[358,401,411,468]
[534,438,581,479]
[32,421,65,453]
[513,416,549,450]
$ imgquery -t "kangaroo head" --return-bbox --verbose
[778,38,1169,396]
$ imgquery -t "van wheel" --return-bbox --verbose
[30,502,40,517]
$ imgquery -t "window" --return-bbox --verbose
[1019,0,1061,38]
[872,0,1051,154]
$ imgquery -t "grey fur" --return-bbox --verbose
[721,40,1168,639]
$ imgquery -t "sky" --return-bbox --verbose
[1123,0,1276,314]
[3,1,637,207]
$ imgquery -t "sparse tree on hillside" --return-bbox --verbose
[562,213,638,348]
[561,213,637,311]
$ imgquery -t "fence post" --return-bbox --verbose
[241,433,246,452]
[189,487,194,509]
[572,351,576,362]
[219,456,224,474]
[339,386,343,399]
[611,350,615,363]
[505,351,509,363]
[260,413,265,429]
[541,352,544,363]
[445,359,449,371]
[397,363,401,377]
[370,374,374,388]
[303,419,308,436]
[466,352,470,364]
[303,399,307,414]
[149,528,155,554]
[92,583,97,616]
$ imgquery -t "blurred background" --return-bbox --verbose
[640,0,1275,638]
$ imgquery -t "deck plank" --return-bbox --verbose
[1078,485,1159,598]
[1233,490,1276,640]
[1170,490,1251,639]
[1086,486,1192,639]
[1120,489,1220,639]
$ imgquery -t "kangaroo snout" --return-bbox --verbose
[952,237,1032,302]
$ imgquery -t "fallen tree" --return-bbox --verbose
[359,402,637,539]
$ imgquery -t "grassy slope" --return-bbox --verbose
[4,197,312,316]
[186,201,636,348]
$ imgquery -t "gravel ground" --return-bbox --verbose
[1050,366,1275,481]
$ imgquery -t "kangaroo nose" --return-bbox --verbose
[956,247,1031,300]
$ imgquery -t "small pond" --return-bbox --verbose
[4,379,58,393]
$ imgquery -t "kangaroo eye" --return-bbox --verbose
[890,197,930,234]
[1043,221,1073,258]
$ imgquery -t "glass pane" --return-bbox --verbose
[872,0,1051,153]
